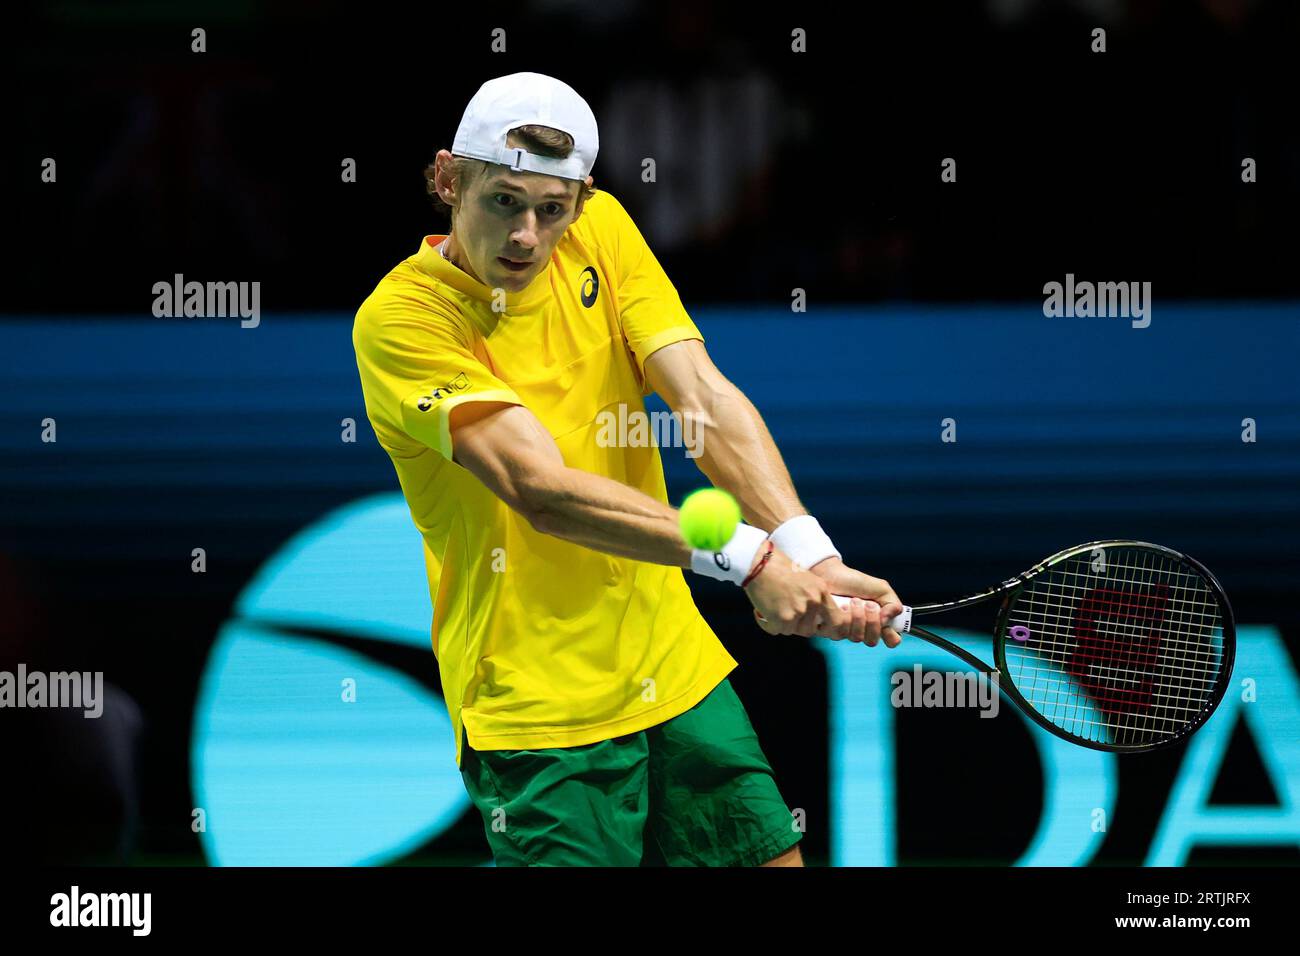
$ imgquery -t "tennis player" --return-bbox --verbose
[353,72,904,867]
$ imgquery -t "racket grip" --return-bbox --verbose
[831,595,913,634]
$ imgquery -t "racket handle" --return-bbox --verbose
[831,595,913,634]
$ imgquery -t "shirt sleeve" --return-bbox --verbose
[600,192,705,389]
[353,294,524,461]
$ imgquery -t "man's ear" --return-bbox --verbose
[433,149,460,207]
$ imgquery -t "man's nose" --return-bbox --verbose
[510,212,539,249]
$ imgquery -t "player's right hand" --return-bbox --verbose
[745,547,853,639]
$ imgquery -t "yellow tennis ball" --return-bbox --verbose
[679,488,741,550]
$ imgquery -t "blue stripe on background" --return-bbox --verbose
[2,304,1297,573]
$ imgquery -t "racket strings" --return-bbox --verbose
[1002,547,1225,749]
[1001,601,1224,678]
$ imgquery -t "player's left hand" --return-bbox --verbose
[807,557,905,647]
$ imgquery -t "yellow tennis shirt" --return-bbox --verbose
[353,190,737,767]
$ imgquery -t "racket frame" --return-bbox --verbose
[905,539,1236,754]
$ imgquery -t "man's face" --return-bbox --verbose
[455,166,583,292]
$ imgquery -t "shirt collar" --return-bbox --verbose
[412,236,554,326]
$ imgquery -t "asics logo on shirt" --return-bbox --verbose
[580,266,599,307]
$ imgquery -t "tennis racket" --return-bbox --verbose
[811,540,1234,753]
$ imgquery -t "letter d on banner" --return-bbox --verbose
[823,634,1115,866]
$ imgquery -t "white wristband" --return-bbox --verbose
[690,524,769,586]
[768,515,840,570]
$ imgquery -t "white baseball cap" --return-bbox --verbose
[451,72,599,182]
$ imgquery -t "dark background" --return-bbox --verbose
[1,0,1297,867]
[7,0,1300,311]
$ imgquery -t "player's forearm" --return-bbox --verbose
[688,382,805,532]
[525,465,692,566]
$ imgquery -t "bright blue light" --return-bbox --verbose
[826,627,1299,866]
[235,493,435,648]
[192,493,469,866]
[825,630,1114,866]
[1147,628,1300,864]
[194,492,1299,866]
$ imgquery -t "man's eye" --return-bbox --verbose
[494,194,514,206]
[543,204,562,216]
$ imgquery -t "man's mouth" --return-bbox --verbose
[498,257,533,273]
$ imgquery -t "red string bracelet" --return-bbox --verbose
[741,540,774,589]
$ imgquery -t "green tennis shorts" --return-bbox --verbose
[459,678,802,866]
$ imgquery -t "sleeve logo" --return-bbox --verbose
[415,372,471,411]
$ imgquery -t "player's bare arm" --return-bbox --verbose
[450,398,688,565]
[643,338,904,646]
[449,397,854,639]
